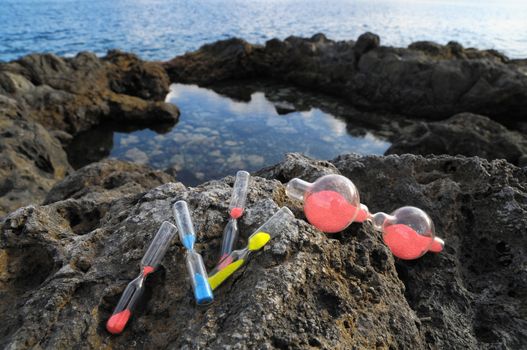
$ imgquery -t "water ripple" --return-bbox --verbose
[0,0,526,61]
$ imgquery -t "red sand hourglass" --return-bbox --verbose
[286,174,366,233]
[286,174,444,260]
[367,206,444,260]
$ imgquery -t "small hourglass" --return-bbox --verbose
[366,206,444,260]
[286,174,368,233]
[286,175,444,260]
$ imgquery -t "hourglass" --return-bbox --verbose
[208,207,294,290]
[286,174,368,233]
[286,175,444,259]
[173,200,214,305]
[367,206,444,260]
[106,221,177,334]
[219,170,250,261]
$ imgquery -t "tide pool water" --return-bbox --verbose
[108,84,390,185]
[1,0,526,61]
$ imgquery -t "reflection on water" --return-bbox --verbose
[108,84,390,185]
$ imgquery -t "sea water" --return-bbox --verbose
[1,0,526,61]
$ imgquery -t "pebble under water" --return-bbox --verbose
[106,84,390,185]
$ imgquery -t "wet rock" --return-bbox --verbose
[164,33,527,121]
[1,153,525,349]
[386,113,527,165]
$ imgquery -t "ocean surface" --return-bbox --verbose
[1,0,527,61]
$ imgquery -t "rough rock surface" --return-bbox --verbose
[0,110,72,217]
[1,50,179,133]
[386,113,527,166]
[1,153,525,349]
[43,159,175,205]
[164,33,527,121]
[0,51,180,216]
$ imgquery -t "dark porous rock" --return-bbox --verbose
[0,111,72,217]
[164,33,527,121]
[354,32,381,57]
[1,50,179,133]
[267,153,527,349]
[44,159,175,205]
[0,51,180,215]
[408,40,453,57]
[1,153,526,349]
[255,152,339,182]
[386,113,527,166]
[332,154,527,348]
[164,38,258,85]
[105,50,171,100]
[446,41,464,56]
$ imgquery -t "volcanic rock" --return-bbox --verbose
[386,113,527,166]
[354,32,381,57]
[1,153,525,349]
[164,33,527,121]
[0,51,180,215]
[1,51,179,133]
[44,159,175,205]
[0,102,71,217]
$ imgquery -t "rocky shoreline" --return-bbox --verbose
[1,33,527,216]
[164,33,527,121]
[164,33,527,164]
[0,33,526,349]
[0,51,179,216]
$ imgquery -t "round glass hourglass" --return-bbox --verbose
[370,206,444,260]
[286,174,364,233]
[286,174,445,259]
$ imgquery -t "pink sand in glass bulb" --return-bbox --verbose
[217,254,234,270]
[229,207,243,219]
[383,224,434,260]
[304,190,357,233]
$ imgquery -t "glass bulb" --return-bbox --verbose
[286,174,361,233]
[378,206,443,260]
